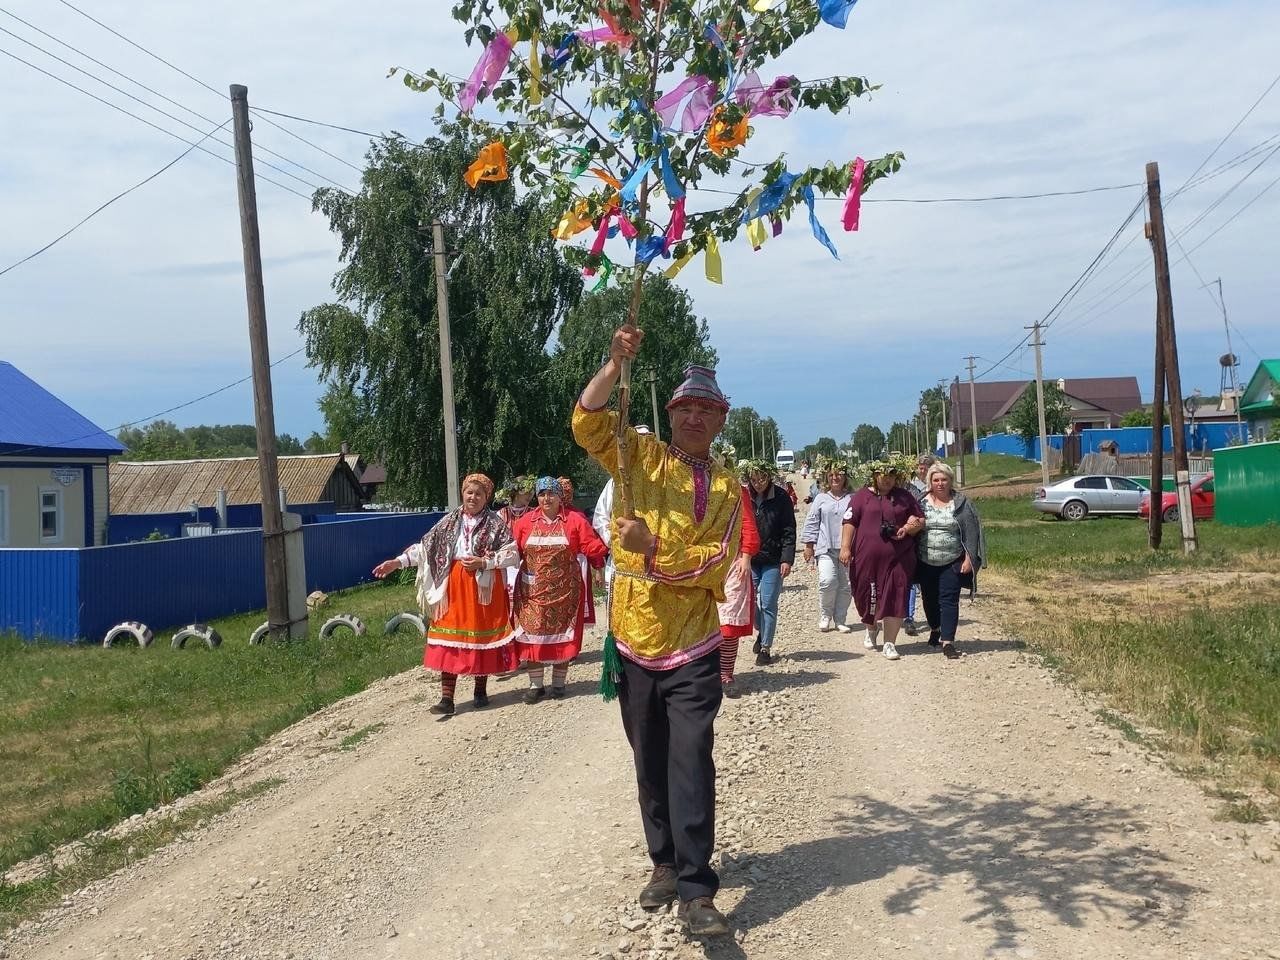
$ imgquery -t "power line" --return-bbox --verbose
[251,105,391,142]
[53,0,364,174]
[0,6,354,191]
[0,45,311,201]
[0,24,341,195]
[0,118,229,279]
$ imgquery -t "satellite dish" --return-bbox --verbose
[1184,395,1201,416]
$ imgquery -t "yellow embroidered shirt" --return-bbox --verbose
[572,402,741,668]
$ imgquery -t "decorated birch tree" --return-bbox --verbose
[398,0,902,511]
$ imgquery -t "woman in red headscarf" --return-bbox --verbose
[373,473,518,716]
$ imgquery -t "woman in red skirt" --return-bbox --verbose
[373,473,518,715]
[510,477,608,702]
[717,479,761,698]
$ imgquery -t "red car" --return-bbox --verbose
[1139,473,1215,523]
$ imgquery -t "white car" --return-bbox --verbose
[1032,475,1146,521]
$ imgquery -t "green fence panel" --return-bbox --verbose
[1213,442,1280,526]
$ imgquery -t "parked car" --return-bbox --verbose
[1032,475,1147,521]
[1140,473,1215,523]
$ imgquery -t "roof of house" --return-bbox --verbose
[953,376,1142,426]
[0,361,126,457]
[1241,359,1280,413]
[359,463,387,485]
[109,454,361,515]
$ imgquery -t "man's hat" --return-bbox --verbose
[666,365,729,412]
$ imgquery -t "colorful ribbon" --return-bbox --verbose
[636,236,666,265]
[842,156,866,232]
[705,236,723,284]
[529,32,543,105]
[664,250,693,279]
[550,34,577,69]
[591,254,613,291]
[654,75,717,132]
[706,108,749,156]
[663,197,686,252]
[741,170,798,222]
[803,185,839,259]
[464,141,509,188]
[458,32,514,114]
[553,200,592,240]
[735,72,798,118]
[618,215,639,240]
[818,0,859,29]
[744,189,767,250]
[619,158,656,205]
[584,209,617,274]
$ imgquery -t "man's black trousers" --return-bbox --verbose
[617,648,722,902]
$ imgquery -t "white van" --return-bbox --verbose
[775,449,795,471]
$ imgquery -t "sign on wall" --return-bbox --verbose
[50,468,79,486]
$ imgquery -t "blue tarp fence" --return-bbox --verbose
[978,424,1244,461]
[1,511,443,642]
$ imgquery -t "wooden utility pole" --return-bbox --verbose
[1146,161,1196,552]
[430,221,461,510]
[965,355,981,464]
[937,380,949,458]
[951,376,966,485]
[230,84,290,640]
[644,369,662,441]
[1026,321,1051,488]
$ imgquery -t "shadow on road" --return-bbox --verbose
[720,789,1200,953]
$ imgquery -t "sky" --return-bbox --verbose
[1,0,1277,455]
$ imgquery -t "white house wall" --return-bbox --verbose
[0,455,104,549]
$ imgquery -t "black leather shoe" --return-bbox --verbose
[472,692,490,708]
[638,864,678,911]
[751,637,762,654]
[524,687,546,705]
[429,697,455,716]
[722,679,742,699]
[677,897,730,936]
[549,686,566,700]
[755,649,773,666]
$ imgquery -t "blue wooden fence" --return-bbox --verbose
[1,511,443,642]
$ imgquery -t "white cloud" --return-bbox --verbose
[0,0,1275,451]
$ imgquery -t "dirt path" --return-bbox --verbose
[5,558,1279,960]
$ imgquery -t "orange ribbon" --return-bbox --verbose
[464,141,509,189]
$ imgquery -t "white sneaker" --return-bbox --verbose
[882,641,901,661]
[834,623,853,634]
[818,616,833,632]
[863,627,878,649]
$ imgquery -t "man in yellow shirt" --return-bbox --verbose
[573,325,741,938]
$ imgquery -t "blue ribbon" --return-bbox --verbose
[620,157,656,205]
[659,145,684,200]
[803,185,839,259]
[636,236,667,265]
[818,0,859,29]
[742,171,798,223]
[550,34,577,69]
[704,23,738,98]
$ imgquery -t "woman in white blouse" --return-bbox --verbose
[915,462,986,660]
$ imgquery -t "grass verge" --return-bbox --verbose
[0,777,282,932]
[0,577,423,883]
[978,498,1280,819]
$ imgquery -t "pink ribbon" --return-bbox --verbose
[663,197,686,252]
[458,33,514,114]
[734,72,798,118]
[583,210,617,276]
[618,215,638,240]
[842,156,866,232]
[576,26,633,47]
[654,75,717,132]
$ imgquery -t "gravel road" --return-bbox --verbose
[5,550,1278,960]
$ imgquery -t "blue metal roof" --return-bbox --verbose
[0,361,126,456]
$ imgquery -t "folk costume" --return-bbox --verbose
[716,484,761,687]
[558,476,599,630]
[511,477,609,699]
[572,364,742,906]
[395,473,518,710]
[498,476,536,596]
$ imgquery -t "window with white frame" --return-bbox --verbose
[39,486,62,543]
[0,486,8,545]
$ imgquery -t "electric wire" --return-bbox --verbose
[0,45,311,201]
[0,7,354,191]
[52,0,364,174]
[0,118,230,279]
[0,25,343,195]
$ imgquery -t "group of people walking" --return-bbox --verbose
[369,324,988,939]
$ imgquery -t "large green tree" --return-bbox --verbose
[298,133,582,507]
[720,407,780,463]
[1006,382,1072,449]
[850,423,886,461]
[116,421,303,460]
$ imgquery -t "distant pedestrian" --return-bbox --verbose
[839,459,925,661]
[511,477,609,700]
[903,454,936,636]
[743,460,796,666]
[915,462,986,660]
[802,463,853,633]
[373,473,518,715]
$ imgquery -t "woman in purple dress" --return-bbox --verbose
[839,460,925,661]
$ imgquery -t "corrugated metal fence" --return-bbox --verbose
[1,511,442,642]
[1213,442,1280,527]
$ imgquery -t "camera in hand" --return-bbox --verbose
[879,521,896,540]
